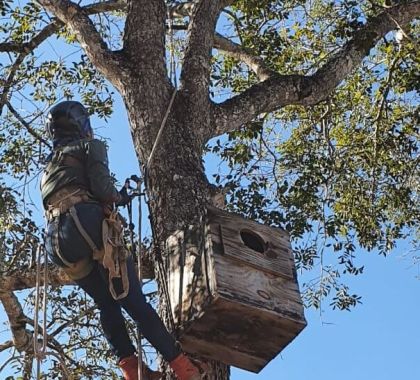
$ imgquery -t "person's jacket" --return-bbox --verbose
[41,138,120,208]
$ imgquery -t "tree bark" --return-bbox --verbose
[0,291,32,352]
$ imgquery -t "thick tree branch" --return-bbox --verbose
[0,341,14,352]
[214,33,273,81]
[1,266,72,291]
[0,291,77,370]
[0,1,127,114]
[121,0,170,122]
[180,0,222,97]
[84,0,127,14]
[0,22,59,54]
[0,53,26,115]
[1,257,155,292]
[38,0,127,90]
[0,291,32,352]
[212,2,420,136]
[0,1,127,53]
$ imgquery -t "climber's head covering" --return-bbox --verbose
[46,101,93,146]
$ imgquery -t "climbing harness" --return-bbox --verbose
[45,183,131,298]
[34,244,72,380]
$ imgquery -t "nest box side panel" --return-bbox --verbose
[166,228,217,327]
[213,253,306,323]
[207,207,295,279]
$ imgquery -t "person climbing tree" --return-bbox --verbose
[40,100,207,380]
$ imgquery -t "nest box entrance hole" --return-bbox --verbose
[240,229,277,259]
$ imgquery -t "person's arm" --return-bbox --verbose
[86,139,122,204]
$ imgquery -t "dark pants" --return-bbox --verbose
[45,202,180,362]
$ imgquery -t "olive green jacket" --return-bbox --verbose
[41,138,120,208]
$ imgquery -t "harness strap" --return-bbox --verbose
[46,186,97,280]
[101,212,130,300]
[46,188,130,299]
[45,187,90,221]
[50,216,94,280]
[50,217,72,267]
[69,206,99,252]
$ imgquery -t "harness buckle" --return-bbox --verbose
[46,207,61,221]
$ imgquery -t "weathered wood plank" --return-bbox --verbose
[208,207,294,279]
[167,229,216,325]
[214,254,304,320]
[179,297,306,373]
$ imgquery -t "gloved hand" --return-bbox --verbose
[115,180,131,207]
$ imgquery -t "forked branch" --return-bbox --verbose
[212,1,420,136]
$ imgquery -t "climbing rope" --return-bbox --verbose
[126,176,145,380]
[139,3,180,335]
[146,3,179,173]
[34,244,71,380]
[136,177,144,380]
[168,4,178,90]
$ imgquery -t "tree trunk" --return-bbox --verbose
[123,91,230,379]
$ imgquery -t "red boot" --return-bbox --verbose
[169,353,207,380]
[119,355,161,380]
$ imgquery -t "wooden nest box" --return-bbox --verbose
[166,206,306,373]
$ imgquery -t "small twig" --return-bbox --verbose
[0,341,14,352]
[387,14,418,47]
[49,305,96,337]
[6,102,52,148]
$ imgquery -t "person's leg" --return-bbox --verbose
[99,257,181,362]
[91,253,207,380]
[76,263,136,361]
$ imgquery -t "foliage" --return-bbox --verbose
[0,0,418,378]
